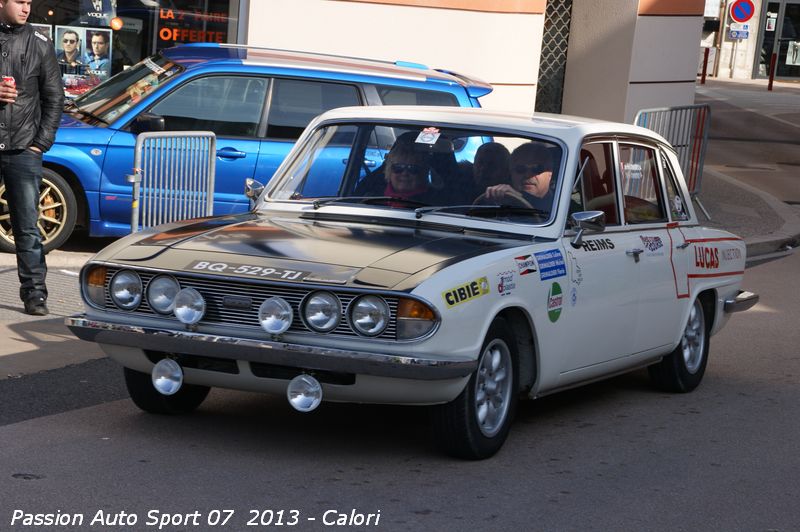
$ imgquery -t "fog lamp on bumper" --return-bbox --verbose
[151,358,183,395]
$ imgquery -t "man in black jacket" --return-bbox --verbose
[0,0,64,315]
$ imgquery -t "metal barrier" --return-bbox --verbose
[634,104,711,219]
[128,131,216,233]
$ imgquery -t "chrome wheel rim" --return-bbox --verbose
[0,178,68,247]
[474,338,513,437]
[682,300,706,374]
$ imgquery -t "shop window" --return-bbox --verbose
[149,76,267,137]
[266,79,361,140]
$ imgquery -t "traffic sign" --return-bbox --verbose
[730,0,755,23]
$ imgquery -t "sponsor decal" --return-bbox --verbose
[534,249,567,280]
[34,31,48,42]
[547,282,563,322]
[640,235,665,256]
[442,277,490,308]
[496,270,516,297]
[566,251,583,286]
[721,248,742,261]
[187,260,310,281]
[514,254,537,276]
[694,246,720,269]
[570,287,578,307]
[580,238,615,252]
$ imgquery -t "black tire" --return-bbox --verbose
[0,168,78,254]
[124,367,210,415]
[648,298,709,393]
[431,317,519,459]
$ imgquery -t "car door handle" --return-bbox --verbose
[676,241,690,249]
[217,148,247,159]
[626,248,644,263]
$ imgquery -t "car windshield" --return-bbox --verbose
[73,54,184,124]
[265,122,565,225]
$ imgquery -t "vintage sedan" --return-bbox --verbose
[66,106,758,459]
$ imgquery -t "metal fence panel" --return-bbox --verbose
[129,131,216,232]
[634,104,711,219]
[634,104,711,194]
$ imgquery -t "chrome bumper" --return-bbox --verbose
[65,315,476,381]
[724,290,760,313]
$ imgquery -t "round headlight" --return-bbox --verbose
[302,291,341,332]
[110,270,142,310]
[259,297,293,335]
[173,287,206,324]
[146,275,180,314]
[349,295,389,337]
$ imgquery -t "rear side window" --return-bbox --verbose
[150,76,267,137]
[267,79,361,140]
[661,153,690,221]
[377,87,459,106]
[619,144,667,224]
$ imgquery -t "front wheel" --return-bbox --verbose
[0,169,78,253]
[124,367,210,415]
[431,317,519,459]
[648,298,709,393]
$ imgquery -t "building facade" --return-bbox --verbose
[29,0,717,122]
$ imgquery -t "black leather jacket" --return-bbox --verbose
[0,23,64,152]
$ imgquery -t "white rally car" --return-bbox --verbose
[66,106,758,459]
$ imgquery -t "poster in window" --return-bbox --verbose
[80,0,117,27]
[85,29,113,81]
[787,41,800,66]
[55,26,112,98]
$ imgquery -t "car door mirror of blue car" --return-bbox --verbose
[130,113,166,135]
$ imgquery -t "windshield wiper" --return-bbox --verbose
[415,204,549,219]
[313,196,428,209]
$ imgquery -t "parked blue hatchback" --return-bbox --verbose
[0,43,490,252]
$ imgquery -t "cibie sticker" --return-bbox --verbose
[442,277,490,308]
[496,270,516,297]
[547,282,563,322]
[416,127,441,145]
[534,248,566,280]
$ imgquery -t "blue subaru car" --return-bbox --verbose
[0,43,491,252]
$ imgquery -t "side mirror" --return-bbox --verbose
[569,210,606,249]
[245,178,264,207]
[130,113,165,135]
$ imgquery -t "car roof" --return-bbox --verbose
[310,105,671,146]
[161,44,492,97]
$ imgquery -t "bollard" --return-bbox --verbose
[768,52,777,91]
[701,48,710,84]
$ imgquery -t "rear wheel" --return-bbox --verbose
[431,317,518,459]
[0,169,78,253]
[124,367,210,415]
[648,298,709,393]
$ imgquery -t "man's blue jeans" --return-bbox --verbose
[0,149,47,301]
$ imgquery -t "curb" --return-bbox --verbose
[703,168,800,259]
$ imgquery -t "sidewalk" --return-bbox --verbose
[1,77,799,379]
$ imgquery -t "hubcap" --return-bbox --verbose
[474,338,513,437]
[0,178,68,247]
[682,300,706,374]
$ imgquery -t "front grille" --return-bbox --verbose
[103,268,399,340]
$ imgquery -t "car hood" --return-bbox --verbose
[101,213,527,289]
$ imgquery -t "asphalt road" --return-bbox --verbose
[1,251,797,532]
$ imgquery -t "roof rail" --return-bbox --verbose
[188,42,432,71]
[434,68,493,99]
